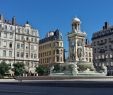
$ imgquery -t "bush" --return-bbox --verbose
[36,65,49,76]
[13,62,25,76]
[0,61,10,77]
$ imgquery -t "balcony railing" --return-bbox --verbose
[97,42,106,45]
[110,40,113,43]
[99,49,106,53]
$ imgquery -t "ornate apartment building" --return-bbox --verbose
[92,22,113,75]
[39,29,64,65]
[0,15,39,74]
[68,17,93,63]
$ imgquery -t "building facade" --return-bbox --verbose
[68,17,93,63]
[0,15,39,74]
[85,39,93,62]
[39,29,64,65]
[92,22,113,75]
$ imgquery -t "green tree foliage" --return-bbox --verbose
[13,62,25,76]
[53,64,60,72]
[35,65,49,76]
[0,61,10,77]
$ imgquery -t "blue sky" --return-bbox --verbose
[0,0,113,55]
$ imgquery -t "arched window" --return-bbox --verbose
[89,52,91,57]
[56,49,59,54]
[9,42,12,48]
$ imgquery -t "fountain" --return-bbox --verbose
[50,17,107,77]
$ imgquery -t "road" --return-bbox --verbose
[0,80,113,95]
[0,84,113,95]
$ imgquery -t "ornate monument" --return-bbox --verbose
[68,17,87,62]
[50,17,107,77]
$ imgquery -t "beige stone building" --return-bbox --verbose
[92,22,113,75]
[39,29,64,65]
[68,17,93,63]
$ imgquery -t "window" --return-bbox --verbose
[109,38,111,42]
[16,35,20,40]
[60,42,62,47]
[94,48,96,53]
[3,50,6,57]
[18,28,20,33]
[26,37,29,41]
[55,42,59,47]
[97,41,99,44]
[4,25,7,30]
[26,29,29,34]
[56,56,59,62]
[10,33,13,39]
[21,44,24,49]
[9,51,12,57]
[34,45,37,50]
[31,53,33,58]
[61,57,62,62]
[34,54,37,58]
[17,43,20,49]
[101,40,103,43]
[35,38,37,42]
[17,52,19,57]
[89,53,91,57]
[10,26,12,30]
[26,53,28,58]
[31,38,33,42]
[109,45,111,49]
[89,58,91,62]
[9,42,12,48]
[105,46,107,50]
[21,52,24,57]
[105,39,107,43]
[21,35,24,40]
[56,49,59,54]
[4,33,7,38]
[31,45,34,50]
[3,41,7,47]
[26,45,29,49]
[0,24,2,28]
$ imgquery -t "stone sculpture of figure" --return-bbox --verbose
[77,48,83,61]
[102,64,107,74]
[71,64,78,76]
[50,66,54,74]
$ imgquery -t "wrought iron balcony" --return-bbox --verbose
[92,32,113,40]
[97,42,106,45]
[99,58,106,62]
[99,49,106,53]
[110,40,113,43]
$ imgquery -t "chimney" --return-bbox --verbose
[104,22,109,29]
[12,16,16,25]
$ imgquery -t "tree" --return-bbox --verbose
[35,65,49,76]
[0,61,10,77]
[13,62,25,76]
[53,64,60,72]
